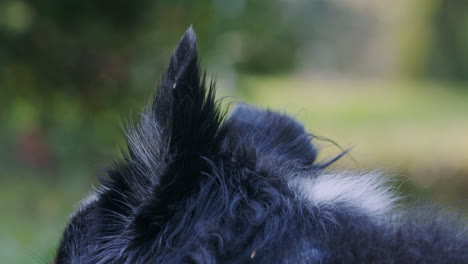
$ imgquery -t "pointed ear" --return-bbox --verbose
[125,27,226,240]
[155,26,224,157]
[127,27,225,174]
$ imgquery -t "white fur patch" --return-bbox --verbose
[69,190,100,218]
[80,191,99,208]
[72,190,100,216]
[295,171,399,217]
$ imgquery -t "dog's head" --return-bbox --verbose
[54,28,467,264]
[54,27,328,264]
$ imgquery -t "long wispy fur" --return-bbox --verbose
[55,27,467,264]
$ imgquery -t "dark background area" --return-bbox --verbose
[0,0,467,262]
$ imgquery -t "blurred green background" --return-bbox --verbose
[1,0,467,263]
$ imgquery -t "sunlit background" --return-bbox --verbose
[1,0,467,263]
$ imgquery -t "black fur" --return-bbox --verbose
[55,27,467,264]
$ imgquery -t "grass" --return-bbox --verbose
[1,77,468,263]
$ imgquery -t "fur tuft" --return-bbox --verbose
[294,171,399,217]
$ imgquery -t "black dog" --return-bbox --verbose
[55,27,467,263]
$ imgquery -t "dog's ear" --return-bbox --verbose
[157,26,224,160]
[127,26,224,179]
[124,27,226,240]
[225,104,318,166]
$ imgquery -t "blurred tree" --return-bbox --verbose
[0,0,301,113]
[427,0,468,82]
[0,0,152,112]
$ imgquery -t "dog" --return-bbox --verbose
[54,27,467,263]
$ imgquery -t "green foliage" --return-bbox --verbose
[401,0,468,82]
[428,0,468,81]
